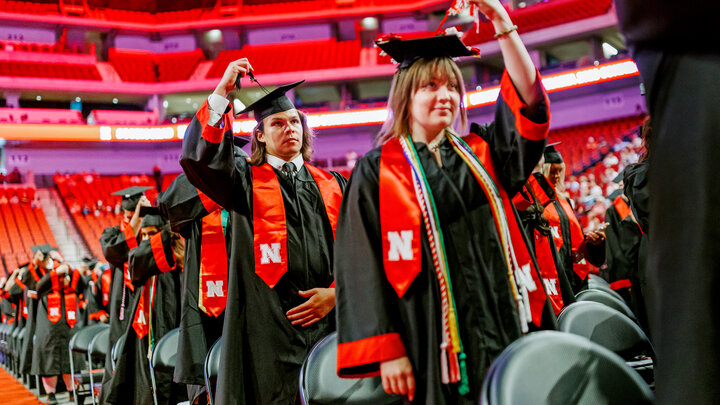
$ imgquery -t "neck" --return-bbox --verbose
[410,122,446,145]
[268,152,301,163]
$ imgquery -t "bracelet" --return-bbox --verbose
[494,25,518,39]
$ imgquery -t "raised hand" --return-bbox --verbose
[214,58,254,97]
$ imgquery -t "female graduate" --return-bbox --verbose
[334,0,551,403]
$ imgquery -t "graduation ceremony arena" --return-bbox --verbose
[0,0,715,404]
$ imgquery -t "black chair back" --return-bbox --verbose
[89,328,110,359]
[575,288,637,322]
[482,331,653,405]
[558,301,654,361]
[204,338,222,405]
[111,333,126,372]
[151,328,179,373]
[298,332,401,405]
[69,323,108,354]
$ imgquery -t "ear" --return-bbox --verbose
[255,129,265,144]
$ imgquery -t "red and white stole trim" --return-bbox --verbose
[47,269,80,328]
[251,162,342,289]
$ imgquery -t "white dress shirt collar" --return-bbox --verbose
[266,154,304,173]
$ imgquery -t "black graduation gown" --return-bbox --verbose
[16,267,40,375]
[99,224,139,383]
[623,162,651,333]
[604,197,642,305]
[103,229,184,405]
[334,75,549,404]
[6,269,29,364]
[180,101,346,405]
[32,269,86,375]
[159,173,227,394]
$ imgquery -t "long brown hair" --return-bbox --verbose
[376,56,468,145]
[249,110,315,165]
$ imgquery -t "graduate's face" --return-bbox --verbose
[410,75,460,135]
[257,109,303,161]
[141,226,160,241]
[122,209,134,223]
[547,163,566,187]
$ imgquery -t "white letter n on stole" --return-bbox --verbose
[388,230,414,261]
[518,263,538,291]
[260,243,282,264]
[49,307,60,317]
[206,280,224,297]
[543,278,558,296]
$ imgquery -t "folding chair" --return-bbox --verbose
[298,332,401,405]
[68,323,108,405]
[203,338,222,405]
[481,331,653,404]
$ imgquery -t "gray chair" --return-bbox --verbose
[111,333,126,373]
[481,331,653,405]
[558,301,654,384]
[88,328,110,405]
[68,323,108,405]
[149,328,180,405]
[298,332,401,405]
[204,338,222,405]
[575,288,638,323]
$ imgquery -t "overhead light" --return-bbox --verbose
[361,17,378,30]
[602,42,618,59]
[186,98,192,104]
[75,97,81,102]
[162,100,169,108]
[205,29,222,43]
[192,103,198,109]
[112,98,119,104]
[171,117,177,123]
[36,95,42,101]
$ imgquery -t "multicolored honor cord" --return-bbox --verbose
[398,135,470,395]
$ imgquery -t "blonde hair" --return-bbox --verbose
[376,57,467,146]
[250,110,315,165]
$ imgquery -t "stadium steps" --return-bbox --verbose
[35,188,91,266]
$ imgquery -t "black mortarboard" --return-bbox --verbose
[82,256,98,269]
[376,34,475,70]
[236,80,304,123]
[607,189,623,201]
[111,186,153,211]
[544,145,563,164]
[139,206,165,228]
[31,244,55,259]
[612,167,627,184]
[233,135,250,147]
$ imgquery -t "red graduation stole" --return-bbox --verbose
[251,162,342,289]
[28,264,46,283]
[378,135,547,326]
[198,209,228,317]
[121,221,138,292]
[533,232,564,315]
[133,232,177,339]
[14,276,28,319]
[546,197,587,280]
[47,269,80,328]
[101,269,112,306]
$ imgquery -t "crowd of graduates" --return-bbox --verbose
[0,0,713,402]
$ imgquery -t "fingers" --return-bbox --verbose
[298,288,317,297]
[286,299,314,317]
[406,373,416,401]
[286,307,314,320]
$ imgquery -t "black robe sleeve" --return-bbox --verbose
[623,162,650,232]
[179,99,250,212]
[158,173,215,238]
[100,225,134,267]
[334,156,408,378]
[129,229,179,287]
[469,70,550,196]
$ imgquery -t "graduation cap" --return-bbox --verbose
[82,256,98,269]
[233,135,250,148]
[111,186,153,211]
[607,189,623,201]
[543,145,563,164]
[236,80,305,123]
[31,244,56,260]
[139,206,165,228]
[612,167,627,184]
[376,33,476,70]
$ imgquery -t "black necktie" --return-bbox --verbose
[282,162,296,184]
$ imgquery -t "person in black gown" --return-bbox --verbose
[103,208,185,405]
[334,1,551,402]
[163,138,247,405]
[181,58,346,404]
